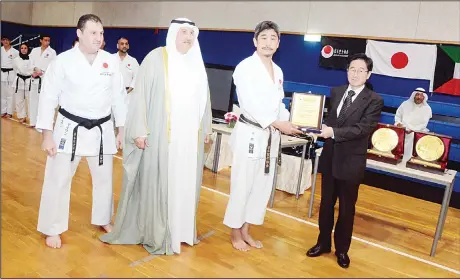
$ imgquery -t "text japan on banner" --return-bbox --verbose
[319,36,367,70]
[365,40,437,91]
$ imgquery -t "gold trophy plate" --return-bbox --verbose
[416,135,445,162]
[371,128,399,153]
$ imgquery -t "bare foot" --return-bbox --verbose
[241,223,263,249]
[45,235,62,249]
[102,224,113,233]
[231,228,250,252]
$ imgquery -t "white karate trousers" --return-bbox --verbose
[28,82,40,126]
[1,80,14,115]
[37,153,114,236]
[13,86,29,119]
[223,153,276,229]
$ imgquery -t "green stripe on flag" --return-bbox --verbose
[440,45,460,63]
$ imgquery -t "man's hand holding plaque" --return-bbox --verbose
[272,120,303,135]
[290,92,325,134]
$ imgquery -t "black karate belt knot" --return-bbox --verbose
[58,107,111,166]
[31,76,42,93]
[15,74,32,94]
[2,68,14,86]
[239,114,282,174]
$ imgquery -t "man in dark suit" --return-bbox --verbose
[306,53,384,268]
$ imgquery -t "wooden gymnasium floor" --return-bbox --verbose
[1,117,460,278]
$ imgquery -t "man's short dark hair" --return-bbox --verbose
[1,35,10,40]
[77,14,103,30]
[254,21,280,40]
[347,53,373,72]
[40,34,51,40]
[118,37,129,43]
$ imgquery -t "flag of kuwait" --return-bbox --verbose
[433,45,460,96]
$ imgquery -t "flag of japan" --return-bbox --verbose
[365,40,437,91]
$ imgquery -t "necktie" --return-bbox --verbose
[337,90,356,125]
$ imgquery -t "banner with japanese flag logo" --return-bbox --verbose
[365,40,437,91]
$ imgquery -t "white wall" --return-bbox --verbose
[1,2,33,25]
[31,2,94,26]
[19,1,460,42]
[155,1,310,33]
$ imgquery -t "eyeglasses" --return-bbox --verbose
[348,68,368,75]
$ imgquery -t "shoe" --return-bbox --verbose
[306,243,331,257]
[335,252,350,268]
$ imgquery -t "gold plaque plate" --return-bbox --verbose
[371,128,399,153]
[416,135,445,162]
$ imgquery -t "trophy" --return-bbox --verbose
[290,92,325,134]
[367,123,405,164]
[406,131,452,173]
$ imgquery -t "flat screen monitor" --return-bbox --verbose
[205,64,236,119]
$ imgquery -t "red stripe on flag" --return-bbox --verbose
[434,78,460,96]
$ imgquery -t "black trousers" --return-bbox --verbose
[317,174,360,253]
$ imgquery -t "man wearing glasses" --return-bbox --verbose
[306,53,384,268]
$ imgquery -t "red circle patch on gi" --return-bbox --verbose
[103,62,108,68]
[128,64,131,67]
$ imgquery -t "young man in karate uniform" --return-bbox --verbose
[223,21,302,251]
[29,34,56,128]
[1,36,19,118]
[36,14,126,249]
[114,37,139,104]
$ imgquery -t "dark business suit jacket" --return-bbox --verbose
[321,85,384,182]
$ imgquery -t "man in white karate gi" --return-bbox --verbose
[1,35,19,118]
[223,21,302,251]
[114,36,139,104]
[29,34,57,128]
[36,14,126,249]
[395,87,432,162]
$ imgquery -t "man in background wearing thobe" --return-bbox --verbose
[29,34,57,128]
[223,21,302,252]
[36,14,126,249]
[395,87,432,162]
[1,35,19,118]
[114,37,139,104]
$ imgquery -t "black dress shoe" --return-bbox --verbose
[335,252,350,268]
[306,243,331,257]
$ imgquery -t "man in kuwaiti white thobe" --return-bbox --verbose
[36,14,126,249]
[395,87,432,162]
[223,21,302,252]
[1,36,19,118]
[100,18,212,255]
[113,37,139,105]
[29,34,57,128]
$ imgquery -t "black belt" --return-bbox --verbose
[31,76,42,93]
[125,87,130,90]
[1,68,13,85]
[239,114,282,174]
[58,107,111,166]
[15,74,32,93]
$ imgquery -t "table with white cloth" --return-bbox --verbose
[208,123,311,208]
[308,147,457,257]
